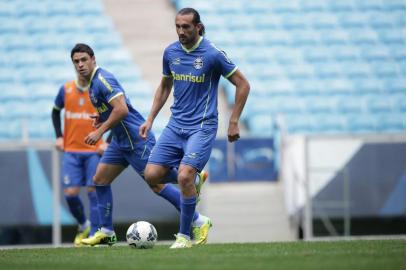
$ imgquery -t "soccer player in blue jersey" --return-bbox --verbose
[52,73,108,246]
[67,44,210,246]
[139,8,250,248]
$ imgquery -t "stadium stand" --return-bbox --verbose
[172,0,406,136]
[0,0,155,140]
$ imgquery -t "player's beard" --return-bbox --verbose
[179,31,197,46]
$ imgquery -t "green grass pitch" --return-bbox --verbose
[0,240,405,270]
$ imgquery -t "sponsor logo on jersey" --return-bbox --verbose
[172,57,181,65]
[96,103,109,113]
[171,71,205,83]
[193,57,204,69]
[65,110,92,120]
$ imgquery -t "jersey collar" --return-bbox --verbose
[181,36,203,53]
[74,79,88,92]
[85,66,99,89]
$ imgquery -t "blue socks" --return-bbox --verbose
[180,196,197,237]
[87,191,99,236]
[95,185,114,231]
[158,184,199,221]
[65,195,86,225]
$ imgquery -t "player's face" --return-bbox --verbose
[175,14,201,47]
[72,52,95,79]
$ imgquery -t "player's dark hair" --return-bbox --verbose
[70,43,94,59]
[177,7,205,36]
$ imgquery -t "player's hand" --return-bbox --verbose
[227,121,240,142]
[139,120,152,140]
[96,142,108,156]
[85,130,103,145]
[90,114,102,128]
[55,137,64,151]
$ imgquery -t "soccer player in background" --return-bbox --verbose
[139,7,250,248]
[52,71,109,246]
[68,44,210,247]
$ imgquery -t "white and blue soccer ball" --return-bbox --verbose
[126,221,158,249]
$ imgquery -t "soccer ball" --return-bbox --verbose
[126,221,158,249]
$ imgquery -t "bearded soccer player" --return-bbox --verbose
[140,8,250,248]
[68,44,209,246]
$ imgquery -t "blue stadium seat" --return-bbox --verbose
[310,12,339,29]
[354,0,384,11]
[303,46,331,63]
[0,120,22,140]
[314,62,343,79]
[321,79,355,95]
[347,114,378,133]
[0,83,28,101]
[330,45,360,62]
[385,78,406,93]
[305,96,337,114]
[327,0,355,12]
[361,45,390,61]
[253,15,281,29]
[319,29,350,45]
[376,114,405,132]
[28,118,54,139]
[281,13,309,29]
[290,29,321,46]
[337,12,368,28]
[293,79,324,95]
[341,62,371,78]
[263,30,292,46]
[366,95,394,113]
[285,114,317,134]
[371,61,399,78]
[352,78,384,94]
[336,96,365,114]
[300,0,327,12]
[284,63,315,79]
[348,29,378,44]
[247,114,274,137]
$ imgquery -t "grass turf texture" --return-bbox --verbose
[0,240,405,270]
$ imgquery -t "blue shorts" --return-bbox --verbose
[62,152,100,188]
[148,125,217,171]
[100,137,155,177]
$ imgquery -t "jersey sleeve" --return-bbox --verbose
[97,72,124,103]
[53,85,65,110]
[162,47,172,77]
[215,49,238,79]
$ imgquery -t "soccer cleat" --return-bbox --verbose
[192,218,212,245]
[195,170,208,197]
[81,230,117,246]
[74,227,90,247]
[169,234,192,249]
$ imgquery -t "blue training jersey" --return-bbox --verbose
[88,67,154,150]
[162,37,237,129]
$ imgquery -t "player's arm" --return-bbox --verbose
[85,95,128,145]
[51,107,64,151]
[139,76,173,139]
[227,69,250,142]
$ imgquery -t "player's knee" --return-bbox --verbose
[144,166,161,185]
[63,187,80,197]
[93,175,109,186]
[177,171,194,189]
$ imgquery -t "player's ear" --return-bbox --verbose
[92,56,96,65]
